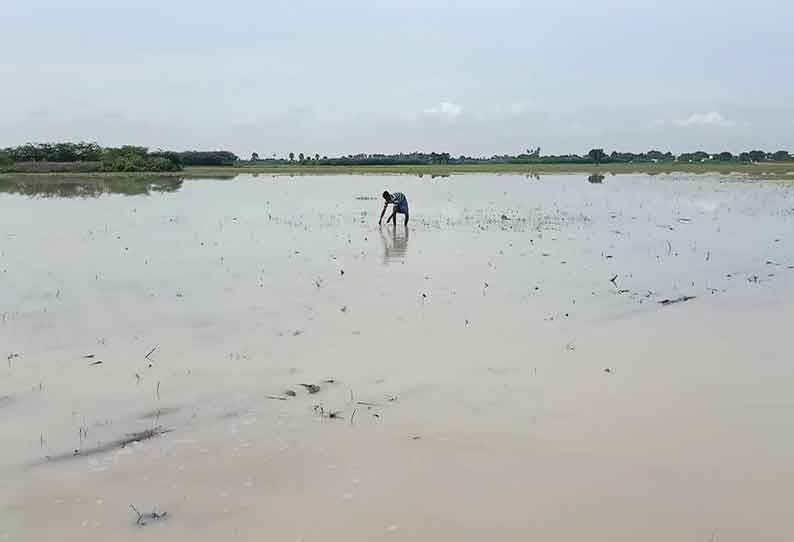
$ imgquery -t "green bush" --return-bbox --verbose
[0,150,13,169]
[100,146,182,172]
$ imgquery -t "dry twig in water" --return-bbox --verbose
[42,426,173,464]
[130,504,168,526]
[659,295,696,306]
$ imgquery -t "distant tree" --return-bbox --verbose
[101,145,181,172]
[150,150,182,168]
[739,152,751,162]
[178,151,238,166]
[52,143,79,162]
[717,151,734,161]
[694,151,710,161]
[75,142,102,161]
[772,150,791,161]
[315,153,320,161]
[646,150,666,161]
[588,148,607,164]
[5,142,100,162]
[677,151,710,162]
[10,144,35,162]
[748,150,766,162]
[289,152,295,162]
[0,150,12,168]
[298,152,305,163]
[251,152,260,161]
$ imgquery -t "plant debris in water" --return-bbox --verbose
[658,295,696,306]
[41,426,173,464]
[300,383,321,394]
[130,504,168,526]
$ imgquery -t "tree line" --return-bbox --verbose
[2,141,791,172]
[0,142,239,172]
[249,148,792,166]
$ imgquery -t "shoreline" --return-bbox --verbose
[0,161,793,180]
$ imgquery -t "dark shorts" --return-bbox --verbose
[396,200,409,215]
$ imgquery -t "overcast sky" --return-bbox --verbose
[2,0,792,157]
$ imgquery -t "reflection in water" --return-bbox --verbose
[380,224,410,264]
[588,173,605,184]
[0,176,184,198]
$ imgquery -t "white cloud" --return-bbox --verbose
[423,101,463,120]
[674,112,735,128]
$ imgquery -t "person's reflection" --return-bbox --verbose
[379,224,409,264]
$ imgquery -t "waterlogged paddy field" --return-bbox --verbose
[2,173,794,541]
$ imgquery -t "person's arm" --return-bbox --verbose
[379,203,388,225]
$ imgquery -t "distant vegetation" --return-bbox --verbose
[1,142,791,175]
[246,147,792,166]
[0,142,239,173]
[178,150,239,166]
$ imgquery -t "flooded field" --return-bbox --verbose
[2,173,794,541]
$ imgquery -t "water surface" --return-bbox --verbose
[2,173,793,541]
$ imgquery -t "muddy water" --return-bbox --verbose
[1,173,794,541]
